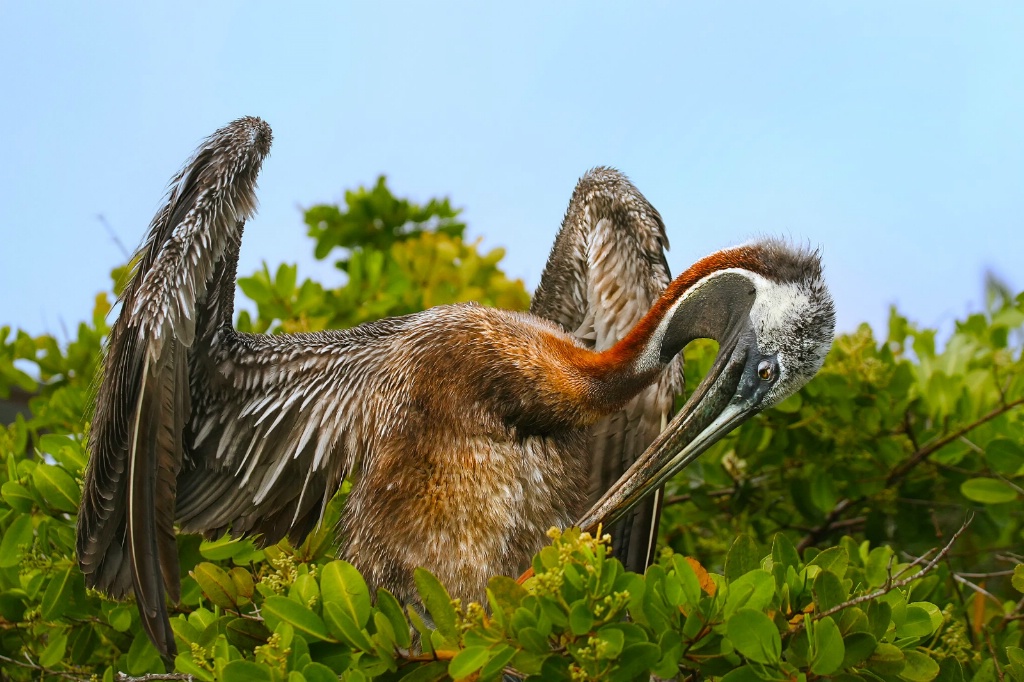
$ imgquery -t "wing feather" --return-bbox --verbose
[77,117,272,663]
[531,168,684,571]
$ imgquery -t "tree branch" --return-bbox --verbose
[886,398,1024,488]
[0,653,92,682]
[807,515,973,627]
[796,498,854,553]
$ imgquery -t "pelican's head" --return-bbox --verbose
[579,239,836,530]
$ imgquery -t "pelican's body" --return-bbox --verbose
[77,117,835,663]
[181,303,634,606]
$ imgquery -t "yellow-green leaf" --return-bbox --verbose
[262,596,331,641]
[31,463,79,512]
[320,560,370,627]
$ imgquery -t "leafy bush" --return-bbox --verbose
[0,177,1022,680]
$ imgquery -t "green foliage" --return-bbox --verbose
[1,178,1022,679]
[237,176,529,334]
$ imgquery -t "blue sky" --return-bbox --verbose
[2,3,1022,340]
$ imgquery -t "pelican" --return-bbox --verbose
[76,117,835,662]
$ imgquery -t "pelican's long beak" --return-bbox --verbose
[576,323,761,533]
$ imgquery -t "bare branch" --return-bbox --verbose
[796,498,854,553]
[886,398,1024,487]
[798,515,974,628]
[0,653,92,682]
[952,574,1004,608]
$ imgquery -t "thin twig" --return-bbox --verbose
[952,574,1004,609]
[886,398,1024,487]
[797,515,974,629]
[114,673,194,682]
[796,498,853,553]
[0,652,91,681]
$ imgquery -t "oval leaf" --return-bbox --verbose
[569,600,594,636]
[40,564,74,620]
[377,588,411,649]
[222,660,273,682]
[960,478,1018,504]
[727,608,781,664]
[900,650,940,682]
[811,616,845,675]
[190,562,238,609]
[31,463,80,512]
[414,567,458,643]
[262,595,331,641]
[0,514,34,568]
[449,645,490,679]
[813,570,848,614]
[323,600,374,650]
[320,560,370,627]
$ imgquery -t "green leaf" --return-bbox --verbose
[39,631,67,668]
[487,574,528,614]
[262,596,332,641]
[1,481,35,512]
[809,546,849,578]
[40,564,74,619]
[669,554,701,607]
[31,463,80,512]
[199,535,256,561]
[302,662,341,682]
[320,560,371,627]
[725,535,761,580]
[407,604,435,656]
[865,546,894,588]
[377,588,411,649]
[190,562,238,609]
[727,608,781,664]
[896,604,939,638]
[842,631,877,668]
[813,570,849,613]
[569,600,594,635]
[935,657,966,682]
[323,601,374,650]
[1013,565,1024,594]
[109,606,133,632]
[609,643,660,681]
[480,644,517,679]
[900,649,940,682]
[238,275,273,304]
[911,601,943,633]
[225,617,270,651]
[866,599,892,640]
[961,477,1018,504]
[398,660,449,682]
[126,631,162,674]
[229,567,254,599]
[222,660,274,682]
[516,626,550,654]
[772,533,800,568]
[38,434,87,473]
[448,646,490,679]
[725,569,774,614]
[720,667,767,682]
[811,616,845,675]
[868,642,906,675]
[985,439,1024,475]
[414,567,458,643]
[0,513,34,567]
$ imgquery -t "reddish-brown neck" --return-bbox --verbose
[571,245,768,408]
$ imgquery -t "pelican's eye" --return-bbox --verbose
[757,360,774,381]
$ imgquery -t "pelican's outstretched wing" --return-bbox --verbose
[77,118,273,660]
[531,168,684,572]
